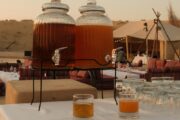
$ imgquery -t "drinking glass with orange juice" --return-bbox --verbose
[118,88,139,118]
[73,94,94,119]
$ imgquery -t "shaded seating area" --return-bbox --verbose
[129,59,143,67]
[19,68,69,80]
[0,62,20,96]
[145,58,180,81]
[69,70,91,84]
[69,70,115,90]
[18,68,115,90]
[127,53,146,68]
[0,80,5,96]
[0,63,19,72]
[0,58,115,100]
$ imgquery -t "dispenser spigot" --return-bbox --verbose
[105,54,111,63]
[52,47,68,66]
[111,47,124,64]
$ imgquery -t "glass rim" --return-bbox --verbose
[119,98,139,101]
[73,94,94,98]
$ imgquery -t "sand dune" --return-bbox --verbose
[113,20,128,30]
[0,20,33,52]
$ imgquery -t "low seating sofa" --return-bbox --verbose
[69,70,115,90]
[145,58,180,81]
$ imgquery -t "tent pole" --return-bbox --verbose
[146,38,148,57]
[158,20,180,61]
[151,18,159,58]
[125,36,129,60]
[152,8,180,60]
[164,41,167,59]
[145,23,156,57]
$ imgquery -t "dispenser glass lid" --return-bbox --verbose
[79,0,105,13]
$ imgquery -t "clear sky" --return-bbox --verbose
[0,0,179,21]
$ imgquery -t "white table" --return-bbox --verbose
[103,70,141,79]
[0,99,180,120]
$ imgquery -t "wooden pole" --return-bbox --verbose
[126,36,129,60]
[146,38,148,57]
[164,41,167,59]
[145,23,156,57]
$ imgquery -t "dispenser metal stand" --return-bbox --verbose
[30,58,117,111]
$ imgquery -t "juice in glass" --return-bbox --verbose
[119,99,139,113]
[73,94,94,118]
[118,91,139,118]
[73,102,94,118]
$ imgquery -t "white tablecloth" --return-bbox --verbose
[0,99,180,120]
[0,71,19,83]
[103,70,141,79]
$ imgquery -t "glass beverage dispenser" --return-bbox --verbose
[75,0,113,68]
[32,0,75,68]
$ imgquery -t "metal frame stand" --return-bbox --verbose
[100,69,104,99]
[30,69,35,105]
[30,59,117,111]
[114,62,118,105]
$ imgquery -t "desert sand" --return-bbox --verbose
[0,20,33,52]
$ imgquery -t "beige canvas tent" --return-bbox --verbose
[113,20,180,60]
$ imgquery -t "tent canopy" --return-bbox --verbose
[113,20,180,41]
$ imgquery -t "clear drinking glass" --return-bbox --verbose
[73,94,94,119]
[118,91,139,119]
